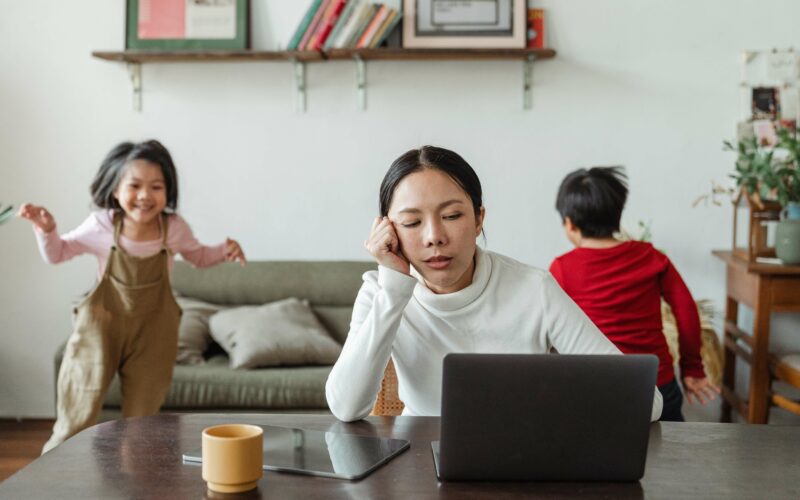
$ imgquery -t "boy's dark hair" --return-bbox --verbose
[555,166,628,238]
[379,146,482,218]
[90,140,179,212]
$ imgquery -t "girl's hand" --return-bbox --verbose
[682,376,720,405]
[17,203,56,233]
[364,216,410,275]
[224,238,246,266]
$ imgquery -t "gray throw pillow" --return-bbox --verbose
[175,294,226,365]
[208,297,342,370]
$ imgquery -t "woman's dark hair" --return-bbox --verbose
[379,146,483,217]
[555,166,628,238]
[90,140,179,212]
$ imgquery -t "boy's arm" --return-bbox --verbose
[659,260,705,379]
[169,215,226,268]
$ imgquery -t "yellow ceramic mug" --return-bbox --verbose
[202,424,264,493]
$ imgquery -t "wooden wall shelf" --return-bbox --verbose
[91,48,557,112]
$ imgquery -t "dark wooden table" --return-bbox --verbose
[712,250,800,423]
[2,414,799,499]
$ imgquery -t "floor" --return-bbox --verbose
[0,419,53,483]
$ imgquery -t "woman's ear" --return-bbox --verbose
[475,206,486,236]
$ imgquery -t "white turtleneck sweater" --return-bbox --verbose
[326,248,663,422]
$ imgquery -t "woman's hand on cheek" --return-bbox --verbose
[364,216,410,275]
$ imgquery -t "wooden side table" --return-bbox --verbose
[713,250,800,423]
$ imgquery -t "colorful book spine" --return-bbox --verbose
[323,0,359,50]
[299,0,331,50]
[332,3,372,48]
[526,8,545,49]
[287,0,323,50]
[356,5,389,49]
[346,4,378,48]
[369,8,400,48]
[310,0,348,51]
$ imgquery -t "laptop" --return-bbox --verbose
[431,353,658,482]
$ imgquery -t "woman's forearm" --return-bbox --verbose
[326,267,416,421]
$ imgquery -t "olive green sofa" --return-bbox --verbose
[54,260,375,419]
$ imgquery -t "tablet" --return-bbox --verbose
[182,425,410,480]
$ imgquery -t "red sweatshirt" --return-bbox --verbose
[549,241,705,386]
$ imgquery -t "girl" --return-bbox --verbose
[18,140,245,453]
[325,146,663,422]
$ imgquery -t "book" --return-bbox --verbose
[298,0,331,51]
[337,3,376,48]
[527,8,545,49]
[370,9,401,49]
[288,0,324,50]
[357,6,389,49]
[309,0,348,51]
[344,4,375,48]
[323,0,360,50]
[303,0,336,50]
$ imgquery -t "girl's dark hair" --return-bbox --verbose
[90,140,179,212]
[379,146,483,217]
[555,166,628,238]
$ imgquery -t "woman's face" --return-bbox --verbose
[388,168,484,294]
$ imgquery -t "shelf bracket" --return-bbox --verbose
[523,54,536,110]
[128,62,142,112]
[355,55,367,111]
[290,57,307,113]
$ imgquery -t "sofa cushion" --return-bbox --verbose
[175,295,225,365]
[171,261,376,343]
[104,355,333,409]
[209,298,342,369]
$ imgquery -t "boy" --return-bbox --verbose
[549,166,718,421]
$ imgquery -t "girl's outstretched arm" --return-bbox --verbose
[224,238,246,266]
[18,203,93,264]
[169,215,227,268]
[17,203,56,233]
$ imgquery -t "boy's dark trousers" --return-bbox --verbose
[658,378,685,422]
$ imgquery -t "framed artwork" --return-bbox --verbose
[751,87,779,121]
[126,0,250,51]
[402,0,526,49]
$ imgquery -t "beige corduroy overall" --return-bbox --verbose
[43,214,181,453]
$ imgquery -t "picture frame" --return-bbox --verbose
[402,0,526,49]
[126,0,250,51]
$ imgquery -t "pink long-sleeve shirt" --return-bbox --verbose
[34,209,226,277]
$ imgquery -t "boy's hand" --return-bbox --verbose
[682,376,720,405]
[224,238,246,266]
[365,216,410,275]
[17,203,56,233]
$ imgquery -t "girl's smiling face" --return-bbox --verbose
[388,168,484,294]
[114,159,167,227]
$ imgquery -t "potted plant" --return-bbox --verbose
[773,128,800,263]
[701,126,800,264]
[774,127,800,219]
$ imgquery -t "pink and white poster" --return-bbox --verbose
[138,0,236,40]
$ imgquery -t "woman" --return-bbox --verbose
[325,146,663,422]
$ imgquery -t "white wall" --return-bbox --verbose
[1,0,799,419]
